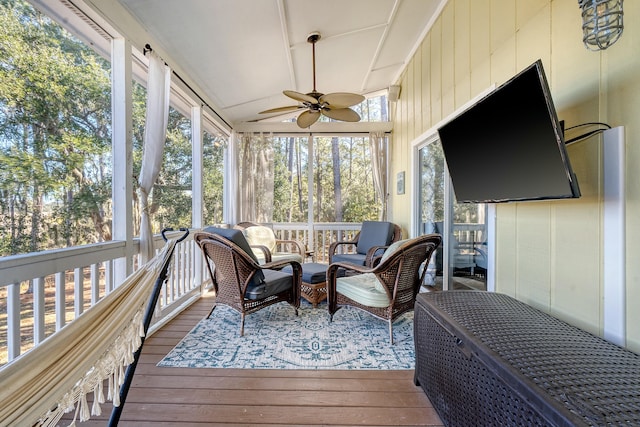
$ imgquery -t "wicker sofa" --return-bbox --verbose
[413,291,640,426]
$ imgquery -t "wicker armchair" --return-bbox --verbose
[235,221,305,264]
[328,221,402,267]
[327,233,441,344]
[194,227,301,336]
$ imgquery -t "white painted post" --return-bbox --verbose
[192,106,204,289]
[7,283,21,361]
[74,267,84,317]
[307,136,315,254]
[55,272,65,330]
[33,277,45,345]
[111,37,133,284]
[91,263,100,305]
[603,126,626,346]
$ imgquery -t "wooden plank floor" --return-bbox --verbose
[64,292,444,426]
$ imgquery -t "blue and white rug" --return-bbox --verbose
[157,302,415,370]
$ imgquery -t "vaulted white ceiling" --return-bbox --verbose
[114,0,444,127]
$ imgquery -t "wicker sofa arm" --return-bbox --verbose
[249,244,272,263]
[365,244,391,267]
[328,240,359,262]
[275,238,305,255]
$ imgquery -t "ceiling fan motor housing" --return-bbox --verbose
[307,32,321,44]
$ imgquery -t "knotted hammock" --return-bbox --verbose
[0,233,184,426]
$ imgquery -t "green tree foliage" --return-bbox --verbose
[271,135,381,223]
[150,108,193,231]
[419,140,485,231]
[0,0,112,254]
[0,0,224,255]
[202,131,225,225]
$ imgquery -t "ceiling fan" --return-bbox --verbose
[259,32,365,128]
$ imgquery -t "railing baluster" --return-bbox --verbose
[187,241,193,291]
[169,254,176,303]
[105,259,113,293]
[176,244,182,297]
[74,267,83,317]
[161,274,167,308]
[7,283,21,362]
[91,263,100,304]
[33,277,45,345]
[55,272,65,331]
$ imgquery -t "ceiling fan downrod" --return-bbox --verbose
[308,32,321,97]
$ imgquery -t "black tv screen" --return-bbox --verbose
[437,60,580,203]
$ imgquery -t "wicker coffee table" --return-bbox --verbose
[284,262,328,307]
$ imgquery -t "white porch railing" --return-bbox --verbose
[0,229,208,366]
[0,222,364,366]
[272,222,362,263]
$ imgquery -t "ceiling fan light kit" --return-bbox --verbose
[259,32,365,128]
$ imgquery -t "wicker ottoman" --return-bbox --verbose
[283,262,328,307]
[413,291,640,427]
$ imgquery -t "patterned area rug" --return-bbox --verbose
[158,302,415,370]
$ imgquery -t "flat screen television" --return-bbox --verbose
[437,60,580,203]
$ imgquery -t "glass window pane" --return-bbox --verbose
[150,107,193,232]
[203,130,226,225]
[452,200,487,290]
[419,141,446,286]
[418,140,487,291]
[313,136,380,222]
[0,0,112,254]
[272,136,309,222]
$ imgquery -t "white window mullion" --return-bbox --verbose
[192,106,204,229]
[111,37,133,281]
[307,135,315,247]
[192,106,204,288]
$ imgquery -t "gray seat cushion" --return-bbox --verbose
[282,262,327,284]
[245,268,293,300]
[355,221,395,255]
[330,252,368,266]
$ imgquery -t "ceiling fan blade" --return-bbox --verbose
[319,92,365,108]
[321,107,361,122]
[297,110,321,128]
[284,90,319,105]
[259,105,304,114]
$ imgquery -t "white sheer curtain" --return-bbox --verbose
[370,131,389,220]
[238,132,274,223]
[138,53,171,263]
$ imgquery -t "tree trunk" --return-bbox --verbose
[30,184,42,253]
[296,139,303,215]
[287,137,294,222]
[315,147,322,222]
[66,188,73,247]
[331,137,342,221]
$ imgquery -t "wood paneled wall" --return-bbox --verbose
[391,0,640,352]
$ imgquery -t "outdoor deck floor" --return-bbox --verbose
[63,291,444,426]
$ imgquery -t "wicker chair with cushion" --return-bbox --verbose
[194,227,301,336]
[327,233,441,344]
[328,221,402,267]
[235,222,305,265]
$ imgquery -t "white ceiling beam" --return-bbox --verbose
[234,121,392,134]
[360,0,401,92]
[391,0,449,85]
[277,0,297,90]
